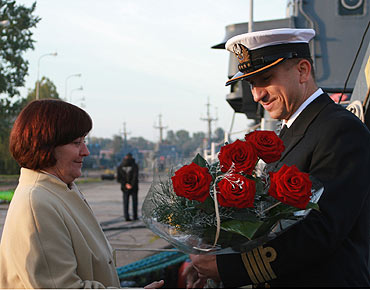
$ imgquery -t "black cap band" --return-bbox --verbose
[238,43,311,73]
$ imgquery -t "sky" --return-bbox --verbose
[16,0,287,142]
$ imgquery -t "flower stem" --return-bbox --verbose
[260,201,282,215]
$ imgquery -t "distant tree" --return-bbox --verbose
[192,131,206,144]
[213,127,225,143]
[163,129,207,158]
[165,130,177,145]
[0,130,19,173]
[128,137,154,150]
[0,1,39,174]
[0,1,39,98]
[176,130,190,144]
[111,135,123,155]
[26,76,59,101]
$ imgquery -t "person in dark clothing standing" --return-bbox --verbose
[117,153,139,221]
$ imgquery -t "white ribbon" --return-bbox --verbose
[212,181,221,247]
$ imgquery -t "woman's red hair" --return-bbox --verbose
[9,99,92,170]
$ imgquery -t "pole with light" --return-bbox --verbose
[70,86,83,103]
[75,96,86,108]
[65,73,82,101]
[36,52,57,100]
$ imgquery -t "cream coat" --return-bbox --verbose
[0,168,120,288]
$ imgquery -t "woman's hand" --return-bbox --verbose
[144,280,164,289]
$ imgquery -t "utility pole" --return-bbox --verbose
[200,97,218,147]
[36,52,57,100]
[249,0,254,33]
[154,114,167,143]
[122,122,131,146]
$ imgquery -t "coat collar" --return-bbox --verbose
[279,93,333,161]
[19,167,77,192]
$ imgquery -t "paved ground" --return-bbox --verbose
[0,178,171,268]
[80,179,171,267]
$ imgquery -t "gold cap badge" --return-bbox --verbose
[233,44,253,72]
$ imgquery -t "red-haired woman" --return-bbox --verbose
[0,99,120,288]
[0,99,164,289]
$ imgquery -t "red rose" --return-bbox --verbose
[218,139,258,175]
[245,130,285,163]
[268,164,312,209]
[171,162,212,202]
[217,174,256,208]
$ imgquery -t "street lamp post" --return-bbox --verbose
[36,52,57,100]
[70,86,83,103]
[75,96,86,108]
[65,73,82,101]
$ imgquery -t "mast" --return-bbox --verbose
[201,97,218,147]
[154,114,167,143]
[122,122,130,146]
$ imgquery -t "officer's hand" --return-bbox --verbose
[189,254,220,282]
[125,184,133,190]
[183,262,207,288]
[144,280,164,289]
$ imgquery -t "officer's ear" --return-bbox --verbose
[297,59,312,84]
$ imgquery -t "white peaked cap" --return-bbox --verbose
[224,28,316,86]
[225,28,315,52]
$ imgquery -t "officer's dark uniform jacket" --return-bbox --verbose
[217,93,370,288]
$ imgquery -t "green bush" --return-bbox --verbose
[0,191,14,202]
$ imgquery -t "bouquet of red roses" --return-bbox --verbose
[142,130,323,254]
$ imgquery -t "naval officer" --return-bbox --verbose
[187,28,370,288]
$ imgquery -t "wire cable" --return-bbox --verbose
[338,20,370,104]
[228,111,236,135]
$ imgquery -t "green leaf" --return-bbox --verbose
[192,153,208,168]
[195,196,215,214]
[251,214,288,239]
[221,219,264,240]
[229,208,260,222]
[255,178,264,195]
[269,203,298,216]
[306,202,320,211]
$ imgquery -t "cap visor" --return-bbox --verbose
[225,58,285,86]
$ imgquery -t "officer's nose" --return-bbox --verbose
[251,86,268,103]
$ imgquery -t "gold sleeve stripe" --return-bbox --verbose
[252,248,272,281]
[241,252,259,285]
[241,246,278,285]
[259,246,277,280]
[247,251,265,283]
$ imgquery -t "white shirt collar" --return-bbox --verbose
[283,88,323,128]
